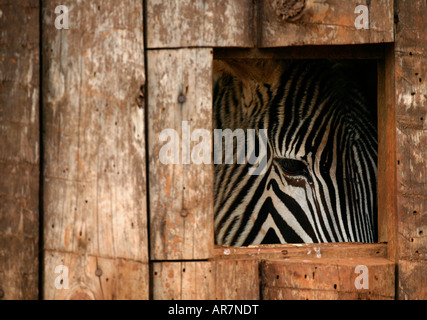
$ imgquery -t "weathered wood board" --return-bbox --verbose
[260,0,394,47]
[394,0,427,300]
[147,48,214,261]
[262,258,395,300]
[215,243,388,260]
[41,0,149,299]
[43,251,149,300]
[146,0,254,48]
[377,45,397,247]
[152,260,259,300]
[397,260,427,300]
[146,0,394,49]
[0,0,40,300]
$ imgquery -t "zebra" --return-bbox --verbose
[213,59,377,246]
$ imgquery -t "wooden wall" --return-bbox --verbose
[147,48,214,261]
[144,0,396,301]
[394,0,427,300]
[0,0,40,299]
[41,0,149,299]
[1,0,426,300]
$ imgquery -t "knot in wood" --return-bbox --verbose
[274,0,305,21]
[136,85,145,109]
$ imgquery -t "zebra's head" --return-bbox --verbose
[213,60,378,246]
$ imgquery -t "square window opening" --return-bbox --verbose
[212,46,384,250]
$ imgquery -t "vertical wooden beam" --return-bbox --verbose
[147,48,214,261]
[394,0,427,299]
[0,0,40,300]
[377,44,397,249]
[41,0,149,299]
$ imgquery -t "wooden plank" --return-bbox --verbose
[0,0,40,300]
[214,45,386,60]
[147,49,214,260]
[151,261,214,300]
[214,259,260,300]
[377,45,398,247]
[146,0,254,48]
[260,0,394,47]
[43,250,149,300]
[152,260,259,300]
[214,243,388,260]
[397,195,427,261]
[394,0,427,299]
[41,0,149,299]
[263,287,394,300]
[397,260,427,300]
[262,258,395,300]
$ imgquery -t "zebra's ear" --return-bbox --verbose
[212,60,248,80]
[213,60,285,86]
[212,59,261,80]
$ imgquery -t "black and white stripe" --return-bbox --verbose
[213,60,377,246]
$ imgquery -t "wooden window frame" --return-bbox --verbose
[212,43,397,262]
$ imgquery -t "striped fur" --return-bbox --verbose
[213,60,377,246]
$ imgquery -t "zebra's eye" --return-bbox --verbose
[279,158,309,177]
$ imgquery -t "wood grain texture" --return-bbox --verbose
[147,49,214,261]
[43,250,149,300]
[147,0,394,49]
[214,243,388,260]
[262,258,395,300]
[146,0,254,48]
[41,0,148,299]
[152,260,259,300]
[377,45,397,248]
[0,0,40,300]
[394,0,427,300]
[397,260,427,300]
[260,0,394,47]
